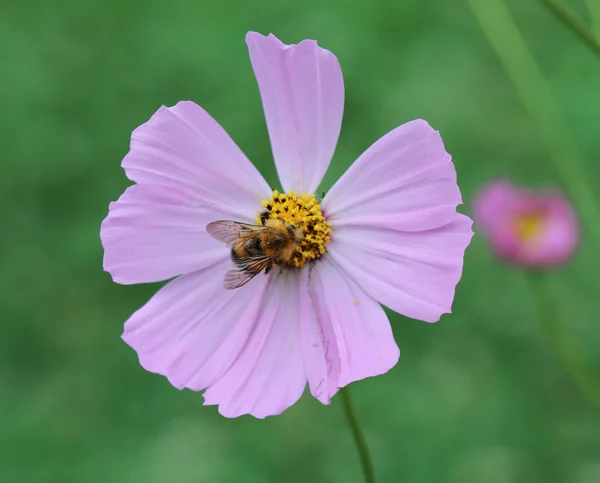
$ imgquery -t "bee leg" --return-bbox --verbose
[265,260,273,275]
[260,211,270,226]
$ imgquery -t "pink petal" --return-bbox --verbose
[102,101,272,284]
[101,184,230,284]
[246,32,344,194]
[122,260,272,396]
[472,180,523,262]
[203,269,307,418]
[324,120,463,231]
[532,193,579,265]
[122,101,271,219]
[323,120,473,322]
[472,180,518,233]
[328,219,472,323]
[300,257,399,404]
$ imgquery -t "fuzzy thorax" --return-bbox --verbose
[257,190,332,268]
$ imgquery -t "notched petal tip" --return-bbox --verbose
[310,378,334,406]
[100,203,135,286]
[207,395,290,419]
[245,31,284,50]
[246,30,344,194]
[246,31,321,51]
[102,262,135,286]
[410,118,437,132]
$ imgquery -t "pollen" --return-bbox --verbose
[257,190,332,268]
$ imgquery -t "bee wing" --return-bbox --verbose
[206,220,264,248]
[223,257,273,290]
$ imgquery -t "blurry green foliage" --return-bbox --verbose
[1,0,599,482]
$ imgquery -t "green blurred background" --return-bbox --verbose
[2,0,600,481]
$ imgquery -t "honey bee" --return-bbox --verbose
[206,212,304,289]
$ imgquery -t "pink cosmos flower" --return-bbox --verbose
[473,179,579,267]
[101,32,473,418]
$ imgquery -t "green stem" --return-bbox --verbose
[340,386,376,483]
[466,0,600,245]
[525,272,600,411]
[538,0,600,58]
[587,0,600,42]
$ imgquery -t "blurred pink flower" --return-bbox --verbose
[473,180,579,267]
[100,32,473,418]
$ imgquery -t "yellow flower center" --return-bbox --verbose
[257,190,332,268]
[513,213,545,243]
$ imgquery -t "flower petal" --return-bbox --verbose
[533,193,579,265]
[122,260,272,395]
[203,269,307,418]
[300,257,399,404]
[101,184,229,284]
[102,100,272,284]
[472,180,523,261]
[323,120,472,322]
[472,180,517,233]
[323,119,463,231]
[246,32,344,194]
[122,101,271,219]
[328,218,473,323]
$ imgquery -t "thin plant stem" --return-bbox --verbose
[340,386,376,483]
[466,0,600,245]
[526,271,600,411]
[538,0,600,58]
[587,0,600,42]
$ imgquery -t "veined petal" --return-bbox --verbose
[122,260,271,395]
[323,120,473,322]
[122,101,271,219]
[329,218,473,323]
[101,184,229,284]
[246,32,344,194]
[203,269,307,418]
[102,100,271,284]
[300,257,399,404]
[324,120,462,231]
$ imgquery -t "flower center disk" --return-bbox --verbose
[513,212,545,244]
[258,190,332,268]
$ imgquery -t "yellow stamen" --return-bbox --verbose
[257,190,333,268]
[513,213,545,243]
